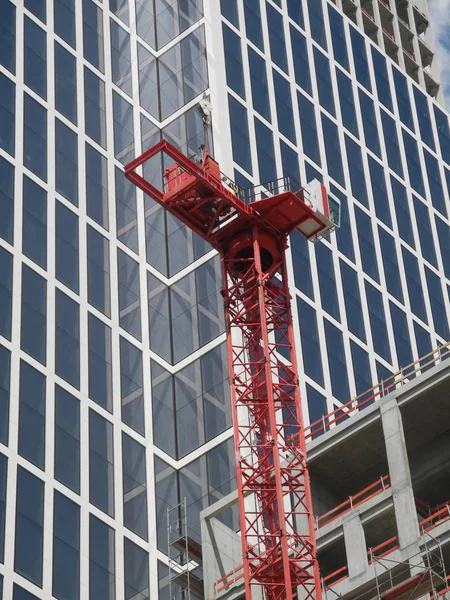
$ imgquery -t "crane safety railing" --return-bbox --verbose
[305,342,450,442]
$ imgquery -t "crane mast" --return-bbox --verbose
[125,140,339,600]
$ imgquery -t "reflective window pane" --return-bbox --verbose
[297,299,324,385]
[85,67,107,147]
[390,303,413,369]
[19,360,46,469]
[113,91,134,164]
[54,0,75,48]
[24,17,47,99]
[15,467,44,586]
[89,410,114,516]
[118,248,141,340]
[0,346,10,446]
[13,585,39,600]
[55,42,77,124]
[110,20,132,96]
[120,337,144,434]
[87,226,111,315]
[228,95,252,174]
[53,492,80,600]
[298,92,321,166]
[22,176,47,269]
[223,23,245,99]
[345,136,368,206]
[290,25,312,96]
[324,320,350,402]
[274,71,296,143]
[24,94,47,182]
[0,453,7,564]
[328,6,348,70]
[0,72,15,156]
[340,261,366,342]
[243,0,263,50]
[124,538,149,600]
[83,0,104,72]
[365,281,391,363]
[350,28,370,91]
[116,167,138,253]
[0,248,13,340]
[89,314,113,412]
[122,433,148,539]
[0,0,15,74]
[55,385,80,493]
[314,48,335,116]
[25,0,46,22]
[266,3,288,72]
[306,0,327,49]
[393,68,414,131]
[21,265,47,364]
[371,47,392,111]
[56,119,78,205]
[315,242,340,321]
[56,201,79,293]
[0,156,14,244]
[90,515,115,600]
[55,290,80,389]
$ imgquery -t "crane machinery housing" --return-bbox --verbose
[125,140,340,600]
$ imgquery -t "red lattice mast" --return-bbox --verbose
[125,141,332,600]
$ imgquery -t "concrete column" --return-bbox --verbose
[343,513,368,579]
[380,398,420,551]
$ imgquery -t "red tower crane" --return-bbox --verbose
[125,141,340,600]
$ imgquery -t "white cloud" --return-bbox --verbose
[427,0,450,106]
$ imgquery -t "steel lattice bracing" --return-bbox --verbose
[222,231,320,600]
[125,141,326,600]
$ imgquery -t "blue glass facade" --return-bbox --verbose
[0,0,449,597]
[221,0,450,430]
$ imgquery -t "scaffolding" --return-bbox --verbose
[167,499,204,600]
[322,532,449,600]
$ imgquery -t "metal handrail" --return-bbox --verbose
[304,343,450,441]
[316,475,390,529]
[419,504,450,532]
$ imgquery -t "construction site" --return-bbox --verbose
[2,1,450,600]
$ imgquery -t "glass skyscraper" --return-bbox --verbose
[0,0,450,598]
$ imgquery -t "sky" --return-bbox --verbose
[428,0,450,107]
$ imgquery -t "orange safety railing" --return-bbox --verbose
[419,504,450,533]
[322,565,349,588]
[213,564,244,596]
[323,536,400,589]
[415,496,432,518]
[368,536,399,561]
[212,488,449,595]
[434,575,450,598]
[317,475,391,529]
[304,343,450,442]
